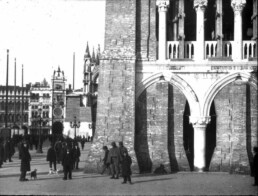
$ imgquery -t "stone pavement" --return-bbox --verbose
[0,143,257,195]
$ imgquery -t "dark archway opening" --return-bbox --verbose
[135,90,152,173]
[183,101,194,171]
[205,101,217,170]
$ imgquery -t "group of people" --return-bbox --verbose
[16,136,82,182]
[0,137,15,168]
[101,141,133,184]
[47,139,81,180]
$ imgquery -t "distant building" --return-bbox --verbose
[0,84,30,136]
[28,80,52,135]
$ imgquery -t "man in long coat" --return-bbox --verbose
[107,142,121,179]
[62,144,74,180]
[19,141,31,181]
[253,147,258,186]
[0,139,4,168]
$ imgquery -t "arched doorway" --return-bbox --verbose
[135,76,198,173]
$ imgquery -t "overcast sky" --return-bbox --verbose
[0,0,105,89]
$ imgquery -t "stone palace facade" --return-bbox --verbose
[85,0,258,174]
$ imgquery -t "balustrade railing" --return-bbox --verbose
[167,40,256,60]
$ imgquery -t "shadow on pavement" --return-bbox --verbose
[133,177,175,184]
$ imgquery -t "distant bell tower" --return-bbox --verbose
[52,67,66,134]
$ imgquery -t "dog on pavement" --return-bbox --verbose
[29,169,37,180]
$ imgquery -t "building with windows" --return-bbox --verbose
[29,80,52,135]
[85,0,257,174]
[0,84,30,136]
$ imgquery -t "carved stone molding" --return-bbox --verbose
[194,0,207,8]
[231,0,246,14]
[156,0,170,12]
[189,116,211,125]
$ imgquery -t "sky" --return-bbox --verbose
[0,0,105,89]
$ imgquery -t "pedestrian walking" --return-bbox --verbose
[62,144,74,180]
[0,138,4,168]
[47,143,57,171]
[118,141,128,176]
[107,141,121,179]
[253,146,258,186]
[121,150,133,184]
[80,136,86,150]
[19,140,31,182]
[4,138,15,162]
[101,146,111,175]
[72,142,81,170]
[54,139,62,164]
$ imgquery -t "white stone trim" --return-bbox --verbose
[202,71,257,117]
[135,72,200,117]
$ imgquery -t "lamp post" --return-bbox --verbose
[36,108,43,153]
[70,116,80,139]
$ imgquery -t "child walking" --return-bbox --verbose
[121,151,133,184]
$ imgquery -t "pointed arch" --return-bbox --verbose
[203,71,257,117]
[135,72,200,117]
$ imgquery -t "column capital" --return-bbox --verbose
[189,116,210,125]
[231,0,246,13]
[156,0,170,12]
[194,0,207,9]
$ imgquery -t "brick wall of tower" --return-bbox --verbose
[209,82,258,174]
[84,0,137,172]
[104,0,136,52]
[136,0,157,60]
[135,83,190,173]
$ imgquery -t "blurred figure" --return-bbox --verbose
[80,136,86,150]
[121,151,133,184]
[19,140,31,182]
[54,139,62,164]
[101,146,111,175]
[62,144,74,180]
[72,142,81,170]
[118,141,128,176]
[253,147,258,186]
[0,138,4,168]
[107,142,121,179]
[47,143,57,171]
[4,138,15,162]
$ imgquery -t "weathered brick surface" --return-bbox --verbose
[135,82,189,173]
[136,0,157,60]
[209,82,258,174]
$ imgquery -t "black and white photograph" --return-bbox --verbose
[0,0,257,195]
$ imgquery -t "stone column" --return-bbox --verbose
[231,0,246,61]
[215,0,223,58]
[194,0,207,61]
[157,0,170,61]
[178,0,185,59]
[190,116,210,172]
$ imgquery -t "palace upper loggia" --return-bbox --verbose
[84,0,257,174]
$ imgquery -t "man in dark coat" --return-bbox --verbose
[121,151,132,184]
[118,141,128,176]
[54,139,62,164]
[107,142,121,179]
[72,142,81,170]
[62,145,74,180]
[4,138,15,162]
[101,146,111,175]
[19,141,31,181]
[47,143,57,171]
[0,139,4,168]
[253,147,258,186]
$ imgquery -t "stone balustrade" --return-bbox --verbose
[167,40,256,60]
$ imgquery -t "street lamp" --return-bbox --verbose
[70,116,80,139]
[36,108,43,153]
